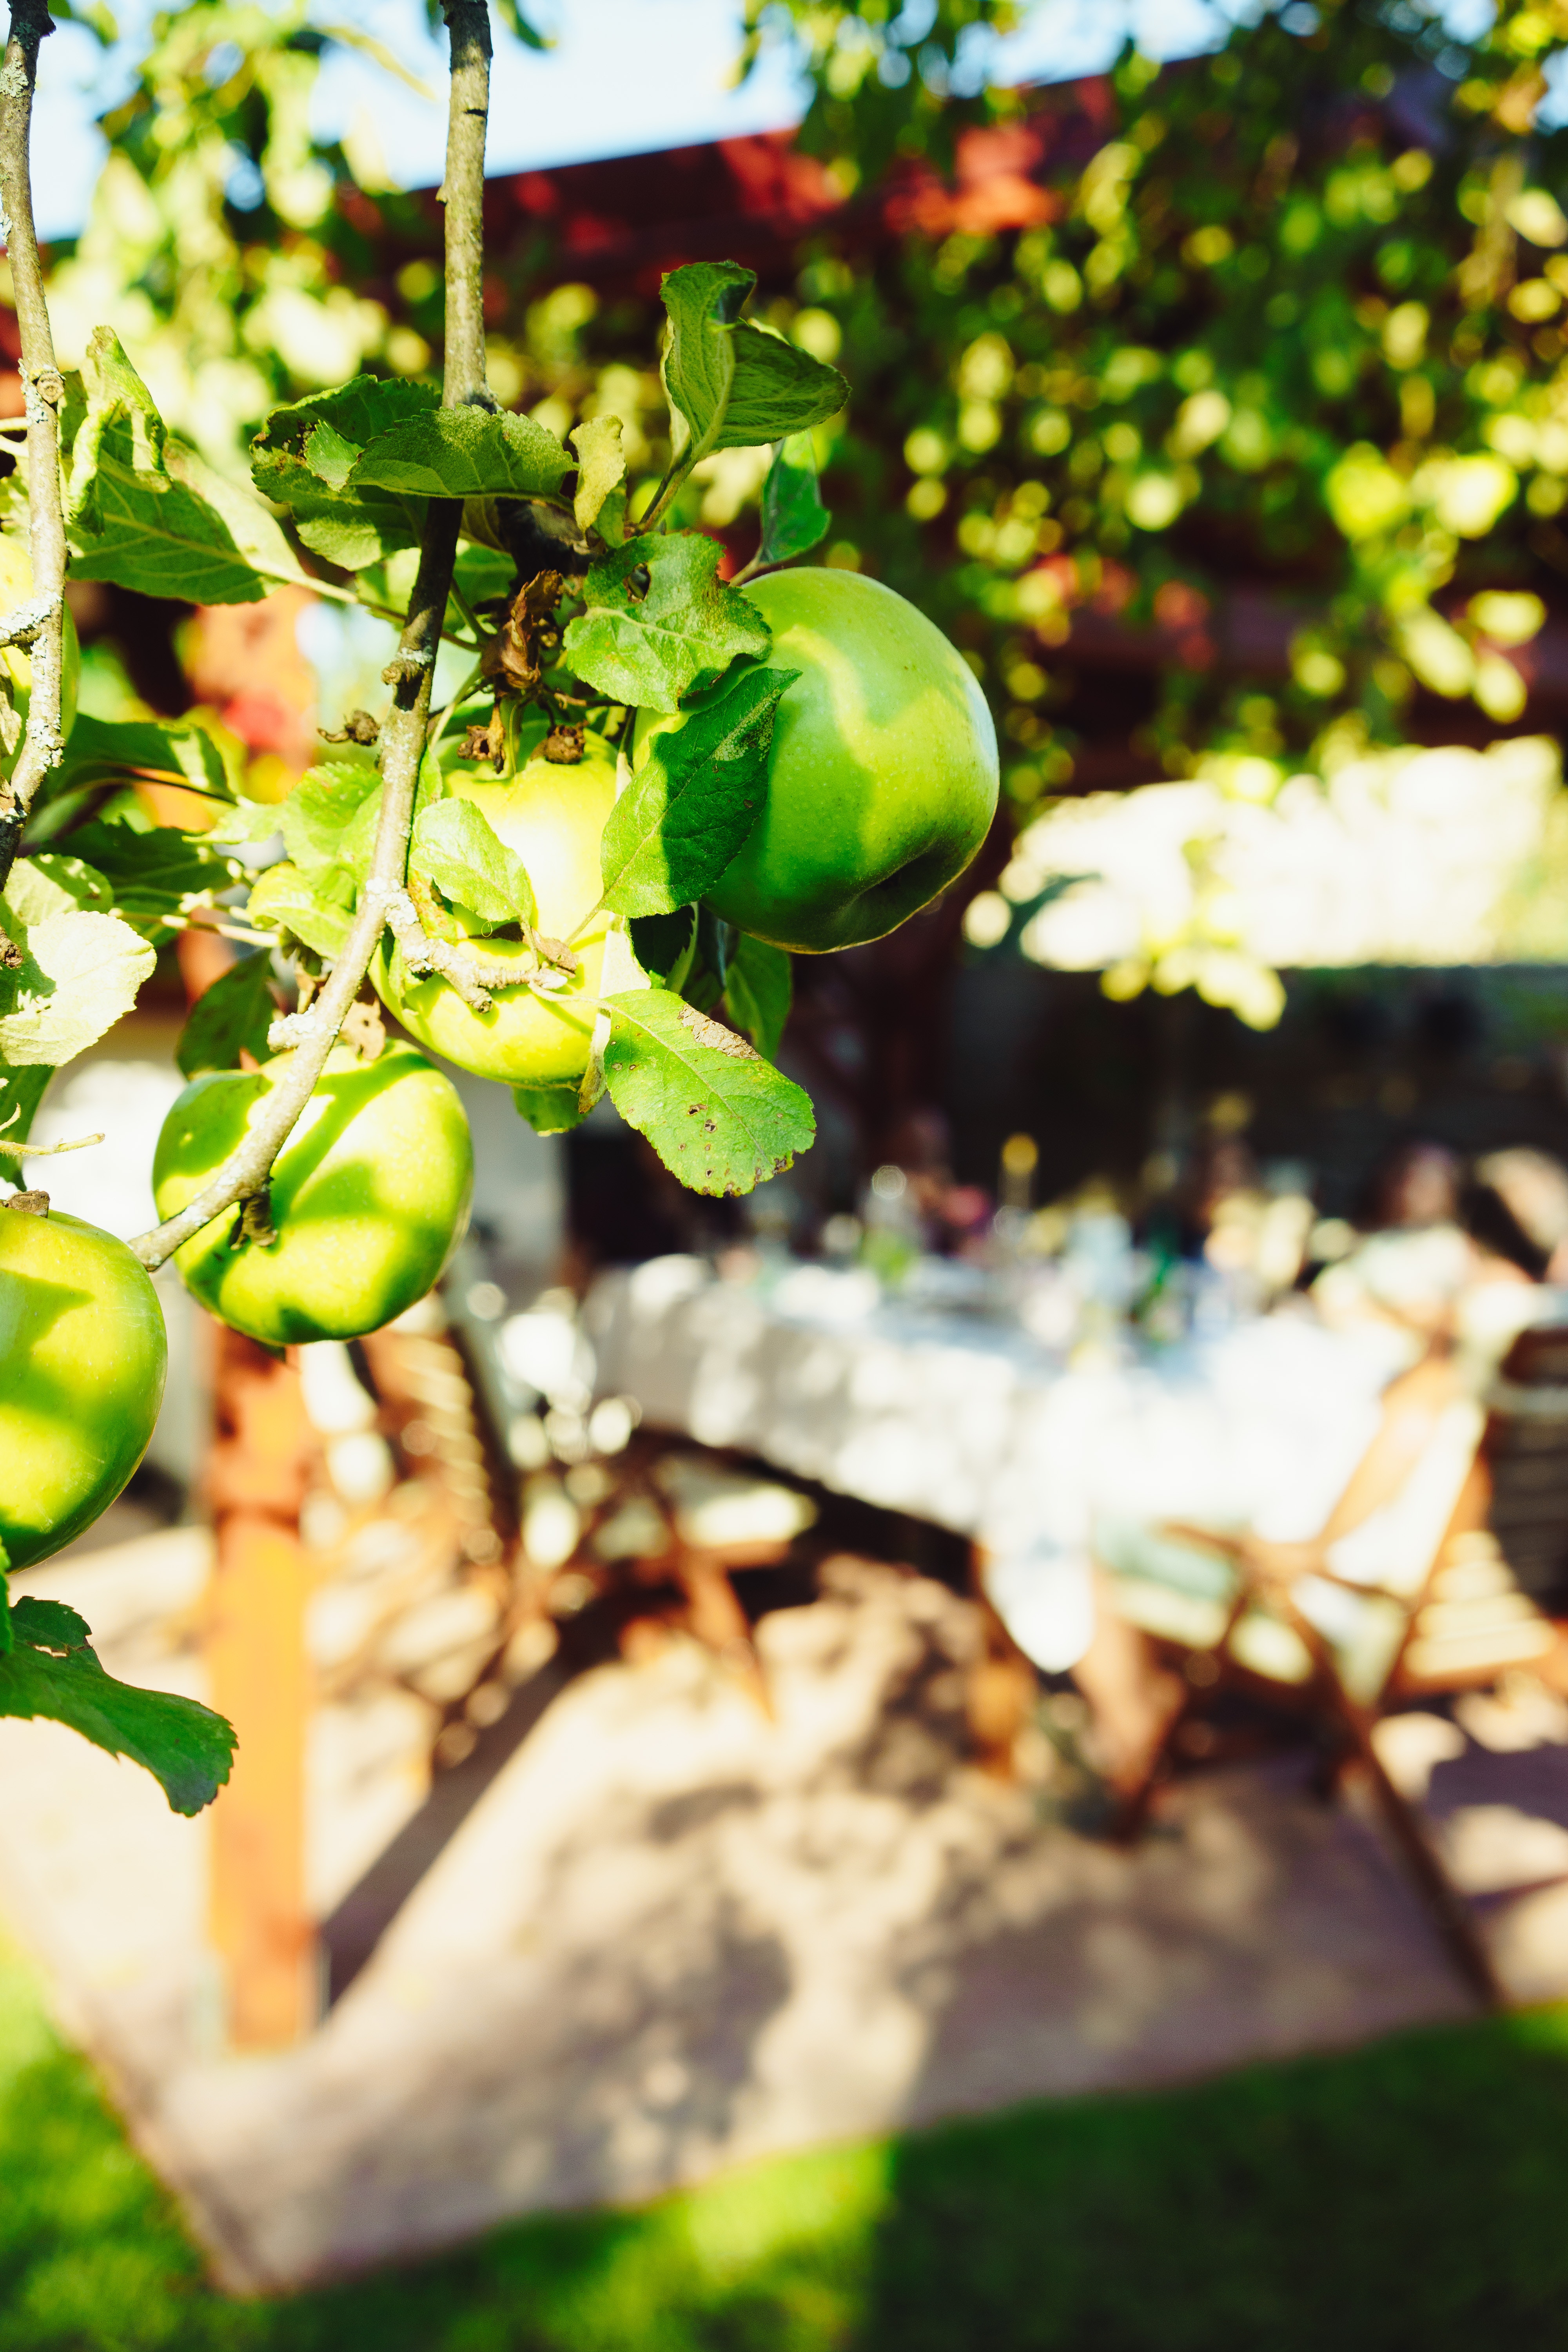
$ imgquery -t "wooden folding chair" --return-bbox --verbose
[1094,1348,1554,2005]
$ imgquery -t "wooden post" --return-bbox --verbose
[205,1323,317,2047]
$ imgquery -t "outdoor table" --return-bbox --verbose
[583,1256,1408,1672]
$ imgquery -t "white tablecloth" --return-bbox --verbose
[584,1258,1410,1672]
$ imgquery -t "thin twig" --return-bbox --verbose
[128,0,494,1272]
[0,0,66,898]
[0,1126,100,1157]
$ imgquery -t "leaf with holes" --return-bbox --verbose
[603,986,814,1195]
[176,951,278,1078]
[350,408,573,501]
[562,532,771,712]
[600,664,793,916]
[411,798,537,933]
[0,1596,235,1816]
[759,433,831,566]
[67,329,307,603]
[724,933,792,1062]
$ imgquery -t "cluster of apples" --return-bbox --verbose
[2,570,997,1572]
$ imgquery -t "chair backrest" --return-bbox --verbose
[1325,1397,1487,1599]
[1483,1324,1568,1610]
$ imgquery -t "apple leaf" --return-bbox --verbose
[0,1595,235,1817]
[661,260,751,466]
[603,986,815,1196]
[630,904,698,990]
[280,759,382,873]
[4,854,114,924]
[350,408,573,502]
[176,950,278,1078]
[248,860,356,960]
[67,328,307,604]
[660,262,848,465]
[570,415,627,542]
[600,665,793,918]
[0,908,156,1067]
[724,326,848,454]
[411,799,538,933]
[563,532,771,712]
[724,933,792,1063]
[56,815,242,935]
[52,710,247,803]
[251,375,437,571]
[759,433,831,567]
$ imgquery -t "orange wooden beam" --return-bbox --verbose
[205,1323,317,2049]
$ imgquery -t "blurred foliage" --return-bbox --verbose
[31,0,1568,1029]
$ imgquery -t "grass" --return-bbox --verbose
[6,1929,1568,2348]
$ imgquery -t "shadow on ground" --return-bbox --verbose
[8,1907,1568,2352]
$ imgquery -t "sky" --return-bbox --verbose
[25,0,1249,245]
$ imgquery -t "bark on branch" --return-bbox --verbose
[129,1,494,1272]
[0,0,66,897]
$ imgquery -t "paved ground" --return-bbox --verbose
[2,1534,1566,2290]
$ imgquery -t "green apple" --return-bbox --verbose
[152,1041,473,1347]
[371,734,618,1133]
[637,568,998,953]
[0,1202,167,1570]
[0,533,78,776]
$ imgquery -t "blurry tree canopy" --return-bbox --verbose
[29,0,1568,1031]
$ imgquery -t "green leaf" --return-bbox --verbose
[563,532,772,712]
[659,262,848,465]
[760,434,831,567]
[176,950,278,1078]
[53,711,247,803]
[411,799,538,933]
[600,665,793,917]
[67,328,308,604]
[570,415,627,541]
[0,1064,52,1157]
[0,910,156,1067]
[315,749,444,890]
[59,816,242,932]
[4,854,114,924]
[350,409,572,502]
[680,909,735,1013]
[251,375,438,572]
[247,860,356,960]
[722,327,848,454]
[453,543,517,605]
[603,986,815,1196]
[630,905,698,990]
[724,934,792,1063]
[279,760,382,873]
[0,1595,235,1817]
[661,261,753,467]
[512,1084,586,1135]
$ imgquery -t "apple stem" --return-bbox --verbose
[0,0,69,899]
[128,2,495,1272]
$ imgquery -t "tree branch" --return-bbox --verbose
[128,0,494,1273]
[0,0,65,897]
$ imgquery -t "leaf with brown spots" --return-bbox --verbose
[603,985,814,1196]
